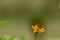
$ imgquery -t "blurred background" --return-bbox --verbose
[0,0,60,40]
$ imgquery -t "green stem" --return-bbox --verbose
[34,32,37,40]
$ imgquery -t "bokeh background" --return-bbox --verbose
[0,0,60,40]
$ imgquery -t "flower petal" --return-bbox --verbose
[39,28,44,32]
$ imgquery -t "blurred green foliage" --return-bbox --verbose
[0,20,8,26]
[20,35,26,40]
[0,34,26,40]
[0,34,6,40]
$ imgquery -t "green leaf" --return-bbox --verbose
[0,34,6,40]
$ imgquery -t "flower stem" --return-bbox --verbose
[34,32,37,40]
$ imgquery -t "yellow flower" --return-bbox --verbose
[32,25,44,33]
